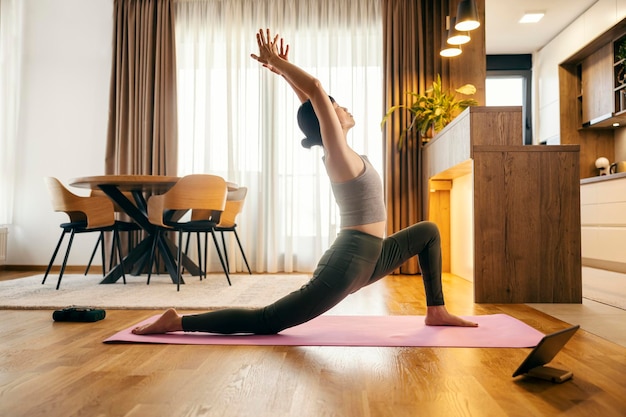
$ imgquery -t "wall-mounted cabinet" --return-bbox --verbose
[580,42,613,126]
[614,34,626,116]
[559,19,626,178]
[577,36,626,128]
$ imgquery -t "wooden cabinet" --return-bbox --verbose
[581,42,613,125]
[422,107,582,303]
[558,21,626,178]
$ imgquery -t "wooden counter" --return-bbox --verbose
[422,106,582,303]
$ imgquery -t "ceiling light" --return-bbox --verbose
[519,12,545,24]
[441,16,462,57]
[447,17,471,45]
[455,0,480,31]
[440,45,462,57]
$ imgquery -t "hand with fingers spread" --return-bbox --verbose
[251,28,289,74]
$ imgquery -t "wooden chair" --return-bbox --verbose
[146,174,229,290]
[185,186,251,275]
[85,190,141,275]
[214,187,251,274]
[42,177,126,289]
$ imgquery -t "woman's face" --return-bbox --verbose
[334,102,355,130]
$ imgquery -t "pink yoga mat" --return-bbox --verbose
[104,314,544,347]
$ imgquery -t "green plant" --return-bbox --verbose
[381,74,477,147]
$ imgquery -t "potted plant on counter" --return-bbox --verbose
[382,74,477,148]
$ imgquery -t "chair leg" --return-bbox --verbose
[146,231,160,285]
[100,231,108,276]
[183,232,203,280]
[233,229,252,274]
[220,231,230,272]
[109,230,118,272]
[177,231,184,291]
[196,232,203,280]
[42,230,67,285]
[210,230,231,286]
[56,230,77,290]
[85,232,104,276]
[113,229,126,284]
[203,232,209,279]
[182,231,191,275]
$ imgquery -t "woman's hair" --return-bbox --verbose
[297,96,335,149]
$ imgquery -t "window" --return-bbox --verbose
[174,0,382,272]
[486,55,532,145]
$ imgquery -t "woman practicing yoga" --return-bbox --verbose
[133,29,477,336]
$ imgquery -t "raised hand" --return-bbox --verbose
[251,28,289,74]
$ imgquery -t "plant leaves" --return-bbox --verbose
[455,84,476,95]
[381,74,477,149]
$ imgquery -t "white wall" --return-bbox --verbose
[450,173,474,281]
[534,0,626,145]
[7,0,112,265]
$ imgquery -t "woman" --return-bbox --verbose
[133,29,477,336]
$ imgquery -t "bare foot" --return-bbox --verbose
[425,305,478,327]
[132,308,183,335]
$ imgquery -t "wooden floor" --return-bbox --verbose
[1,269,625,417]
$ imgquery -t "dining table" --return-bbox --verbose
[70,175,236,285]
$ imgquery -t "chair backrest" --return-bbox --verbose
[148,174,228,227]
[44,177,115,228]
[90,189,137,213]
[217,186,248,227]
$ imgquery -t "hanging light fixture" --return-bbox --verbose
[455,0,480,31]
[440,44,462,57]
[440,16,462,57]
[447,17,470,45]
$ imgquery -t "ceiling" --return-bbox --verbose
[485,0,599,54]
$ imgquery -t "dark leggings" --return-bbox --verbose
[182,221,444,334]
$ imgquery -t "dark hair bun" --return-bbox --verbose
[297,99,330,149]
[301,137,321,149]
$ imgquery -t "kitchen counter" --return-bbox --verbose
[422,106,582,303]
[581,171,626,184]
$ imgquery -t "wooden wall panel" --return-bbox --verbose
[473,146,581,303]
[423,107,582,303]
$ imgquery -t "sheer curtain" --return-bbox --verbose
[174,0,382,273]
[0,0,23,227]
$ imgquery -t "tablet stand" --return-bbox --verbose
[526,365,573,383]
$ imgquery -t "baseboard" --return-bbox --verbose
[582,258,626,274]
[0,265,104,273]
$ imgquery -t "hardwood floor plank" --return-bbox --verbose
[1,271,625,416]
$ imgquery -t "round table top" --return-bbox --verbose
[70,175,180,193]
[70,175,238,193]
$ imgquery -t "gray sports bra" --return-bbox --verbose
[329,155,386,227]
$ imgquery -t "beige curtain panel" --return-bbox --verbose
[382,0,448,274]
[106,0,178,176]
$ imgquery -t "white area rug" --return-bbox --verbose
[0,273,311,310]
[583,267,626,310]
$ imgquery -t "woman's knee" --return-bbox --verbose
[420,221,440,240]
[407,221,440,243]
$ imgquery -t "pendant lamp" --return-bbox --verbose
[447,17,470,45]
[455,0,480,31]
[440,16,462,57]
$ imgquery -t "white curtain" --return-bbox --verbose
[174,0,382,273]
[0,0,23,226]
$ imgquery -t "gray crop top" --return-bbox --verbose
[329,155,386,227]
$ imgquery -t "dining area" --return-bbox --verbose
[41,174,249,291]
